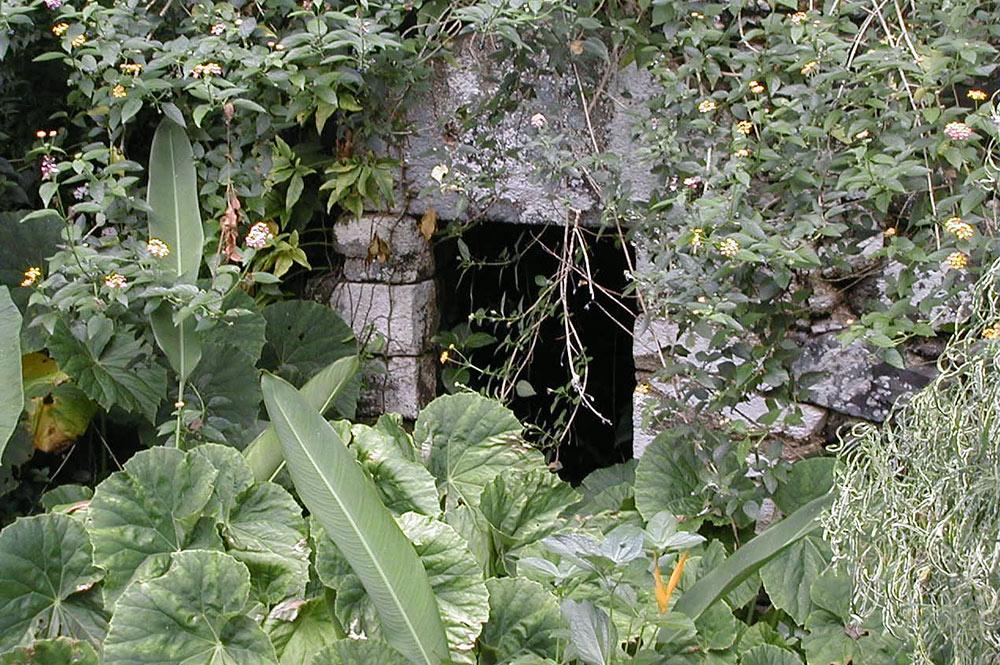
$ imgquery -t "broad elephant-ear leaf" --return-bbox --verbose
[87,447,219,605]
[0,637,99,664]
[264,595,345,665]
[262,373,448,665]
[414,393,542,509]
[103,550,278,665]
[245,356,360,482]
[479,577,566,664]
[309,639,410,665]
[147,117,203,283]
[0,514,107,652]
[0,286,22,463]
[260,301,357,387]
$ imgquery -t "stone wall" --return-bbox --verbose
[323,36,942,454]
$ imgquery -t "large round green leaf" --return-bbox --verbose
[261,301,356,387]
[265,596,344,665]
[479,470,580,556]
[414,393,541,509]
[223,482,309,604]
[88,447,218,604]
[309,639,410,665]
[633,427,703,520]
[479,578,566,664]
[104,550,277,665]
[191,443,255,519]
[351,423,440,516]
[740,645,803,665]
[0,637,99,664]
[759,533,831,625]
[182,341,261,447]
[0,515,107,652]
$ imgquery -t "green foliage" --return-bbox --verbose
[0,287,22,461]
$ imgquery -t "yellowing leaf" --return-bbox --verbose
[367,233,389,264]
[419,208,437,241]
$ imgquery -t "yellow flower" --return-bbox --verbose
[946,251,969,271]
[944,216,974,240]
[104,273,127,289]
[718,237,741,257]
[790,11,808,24]
[146,238,170,258]
[735,121,753,135]
[111,85,127,98]
[119,63,143,75]
[439,349,450,364]
[982,323,1000,340]
[698,99,717,113]
[20,266,42,287]
[634,382,652,395]
[733,148,751,157]
[800,60,819,75]
[883,227,897,237]
[51,22,69,36]
[749,80,765,94]
[70,34,86,48]
[967,89,988,101]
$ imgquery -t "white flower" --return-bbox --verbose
[530,112,547,128]
[430,164,449,184]
[245,222,274,249]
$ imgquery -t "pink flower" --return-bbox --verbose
[944,122,974,141]
[245,222,274,249]
[43,0,62,8]
[40,155,58,180]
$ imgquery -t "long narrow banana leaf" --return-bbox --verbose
[668,492,833,624]
[0,287,22,462]
[261,373,448,665]
[245,356,359,481]
[147,117,203,283]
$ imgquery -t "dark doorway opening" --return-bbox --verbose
[435,222,636,483]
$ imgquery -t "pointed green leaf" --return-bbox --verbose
[671,493,833,623]
[310,640,410,665]
[149,303,202,381]
[245,356,360,481]
[562,599,616,665]
[0,515,107,652]
[88,447,218,604]
[414,393,541,509]
[480,578,566,664]
[0,287,22,462]
[147,117,203,283]
[103,550,278,665]
[0,637,99,665]
[262,373,449,665]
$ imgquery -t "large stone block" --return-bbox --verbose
[791,333,931,422]
[328,280,438,356]
[333,213,434,283]
[359,354,437,420]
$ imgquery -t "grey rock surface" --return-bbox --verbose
[360,354,437,420]
[333,213,435,283]
[328,280,438,356]
[792,333,931,421]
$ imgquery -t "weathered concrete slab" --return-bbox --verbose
[360,354,437,420]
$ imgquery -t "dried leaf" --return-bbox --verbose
[419,207,437,241]
[218,187,243,263]
[367,233,390,264]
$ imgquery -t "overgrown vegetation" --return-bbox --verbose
[0,0,998,662]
